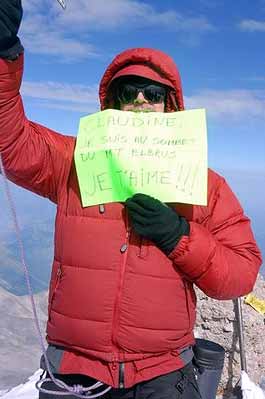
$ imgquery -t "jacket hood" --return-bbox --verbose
[99,48,184,112]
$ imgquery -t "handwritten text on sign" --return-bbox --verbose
[74,109,208,207]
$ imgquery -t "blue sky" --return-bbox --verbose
[18,0,265,172]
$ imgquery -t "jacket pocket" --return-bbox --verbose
[183,280,196,331]
[48,261,62,318]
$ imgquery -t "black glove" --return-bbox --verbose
[0,0,23,60]
[125,193,190,255]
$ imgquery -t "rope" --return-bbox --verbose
[0,152,111,398]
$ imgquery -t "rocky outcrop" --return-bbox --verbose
[195,273,265,398]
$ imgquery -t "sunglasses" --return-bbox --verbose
[117,83,167,104]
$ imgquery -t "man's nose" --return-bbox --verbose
[134,91,148,104]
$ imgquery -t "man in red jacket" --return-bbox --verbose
[0,2,262,399]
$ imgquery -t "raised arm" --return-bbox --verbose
[0,0,75,203]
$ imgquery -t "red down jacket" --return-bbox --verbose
[0,48,262,388]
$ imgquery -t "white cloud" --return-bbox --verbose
[22,32,96,60]
[55,0,214,32]
[239,19,265,32]
[19,0,214,60]
[21,81,265,122]
[20,4,96,61]
[21,80,99,112]
[37,101,99,114]
[185,89,265,120]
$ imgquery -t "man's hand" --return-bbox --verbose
[0,0,23,59]
[125,193,190,255]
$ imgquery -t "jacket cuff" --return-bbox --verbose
[0,52,23,74]
[162,217,190,256]
[168,222,216,280]
[0,37,24,60]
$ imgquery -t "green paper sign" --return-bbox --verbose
[74,108,208,207]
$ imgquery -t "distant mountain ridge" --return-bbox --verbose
[0,220,54,295]
[0,287,47,389]
[0,178,55,295]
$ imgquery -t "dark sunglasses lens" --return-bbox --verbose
[117,83,166,104]
[144,85,166,103]
[118,84,137,104]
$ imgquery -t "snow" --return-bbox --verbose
[241,371,265,399]
[0,370,42,399]
[2,368,265,399]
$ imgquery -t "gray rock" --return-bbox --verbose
[195,273,265,398]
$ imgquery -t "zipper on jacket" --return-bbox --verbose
[119,362,125,388]
[120,243,127,253]
[112,213,130,347]
[99,204,105,214]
